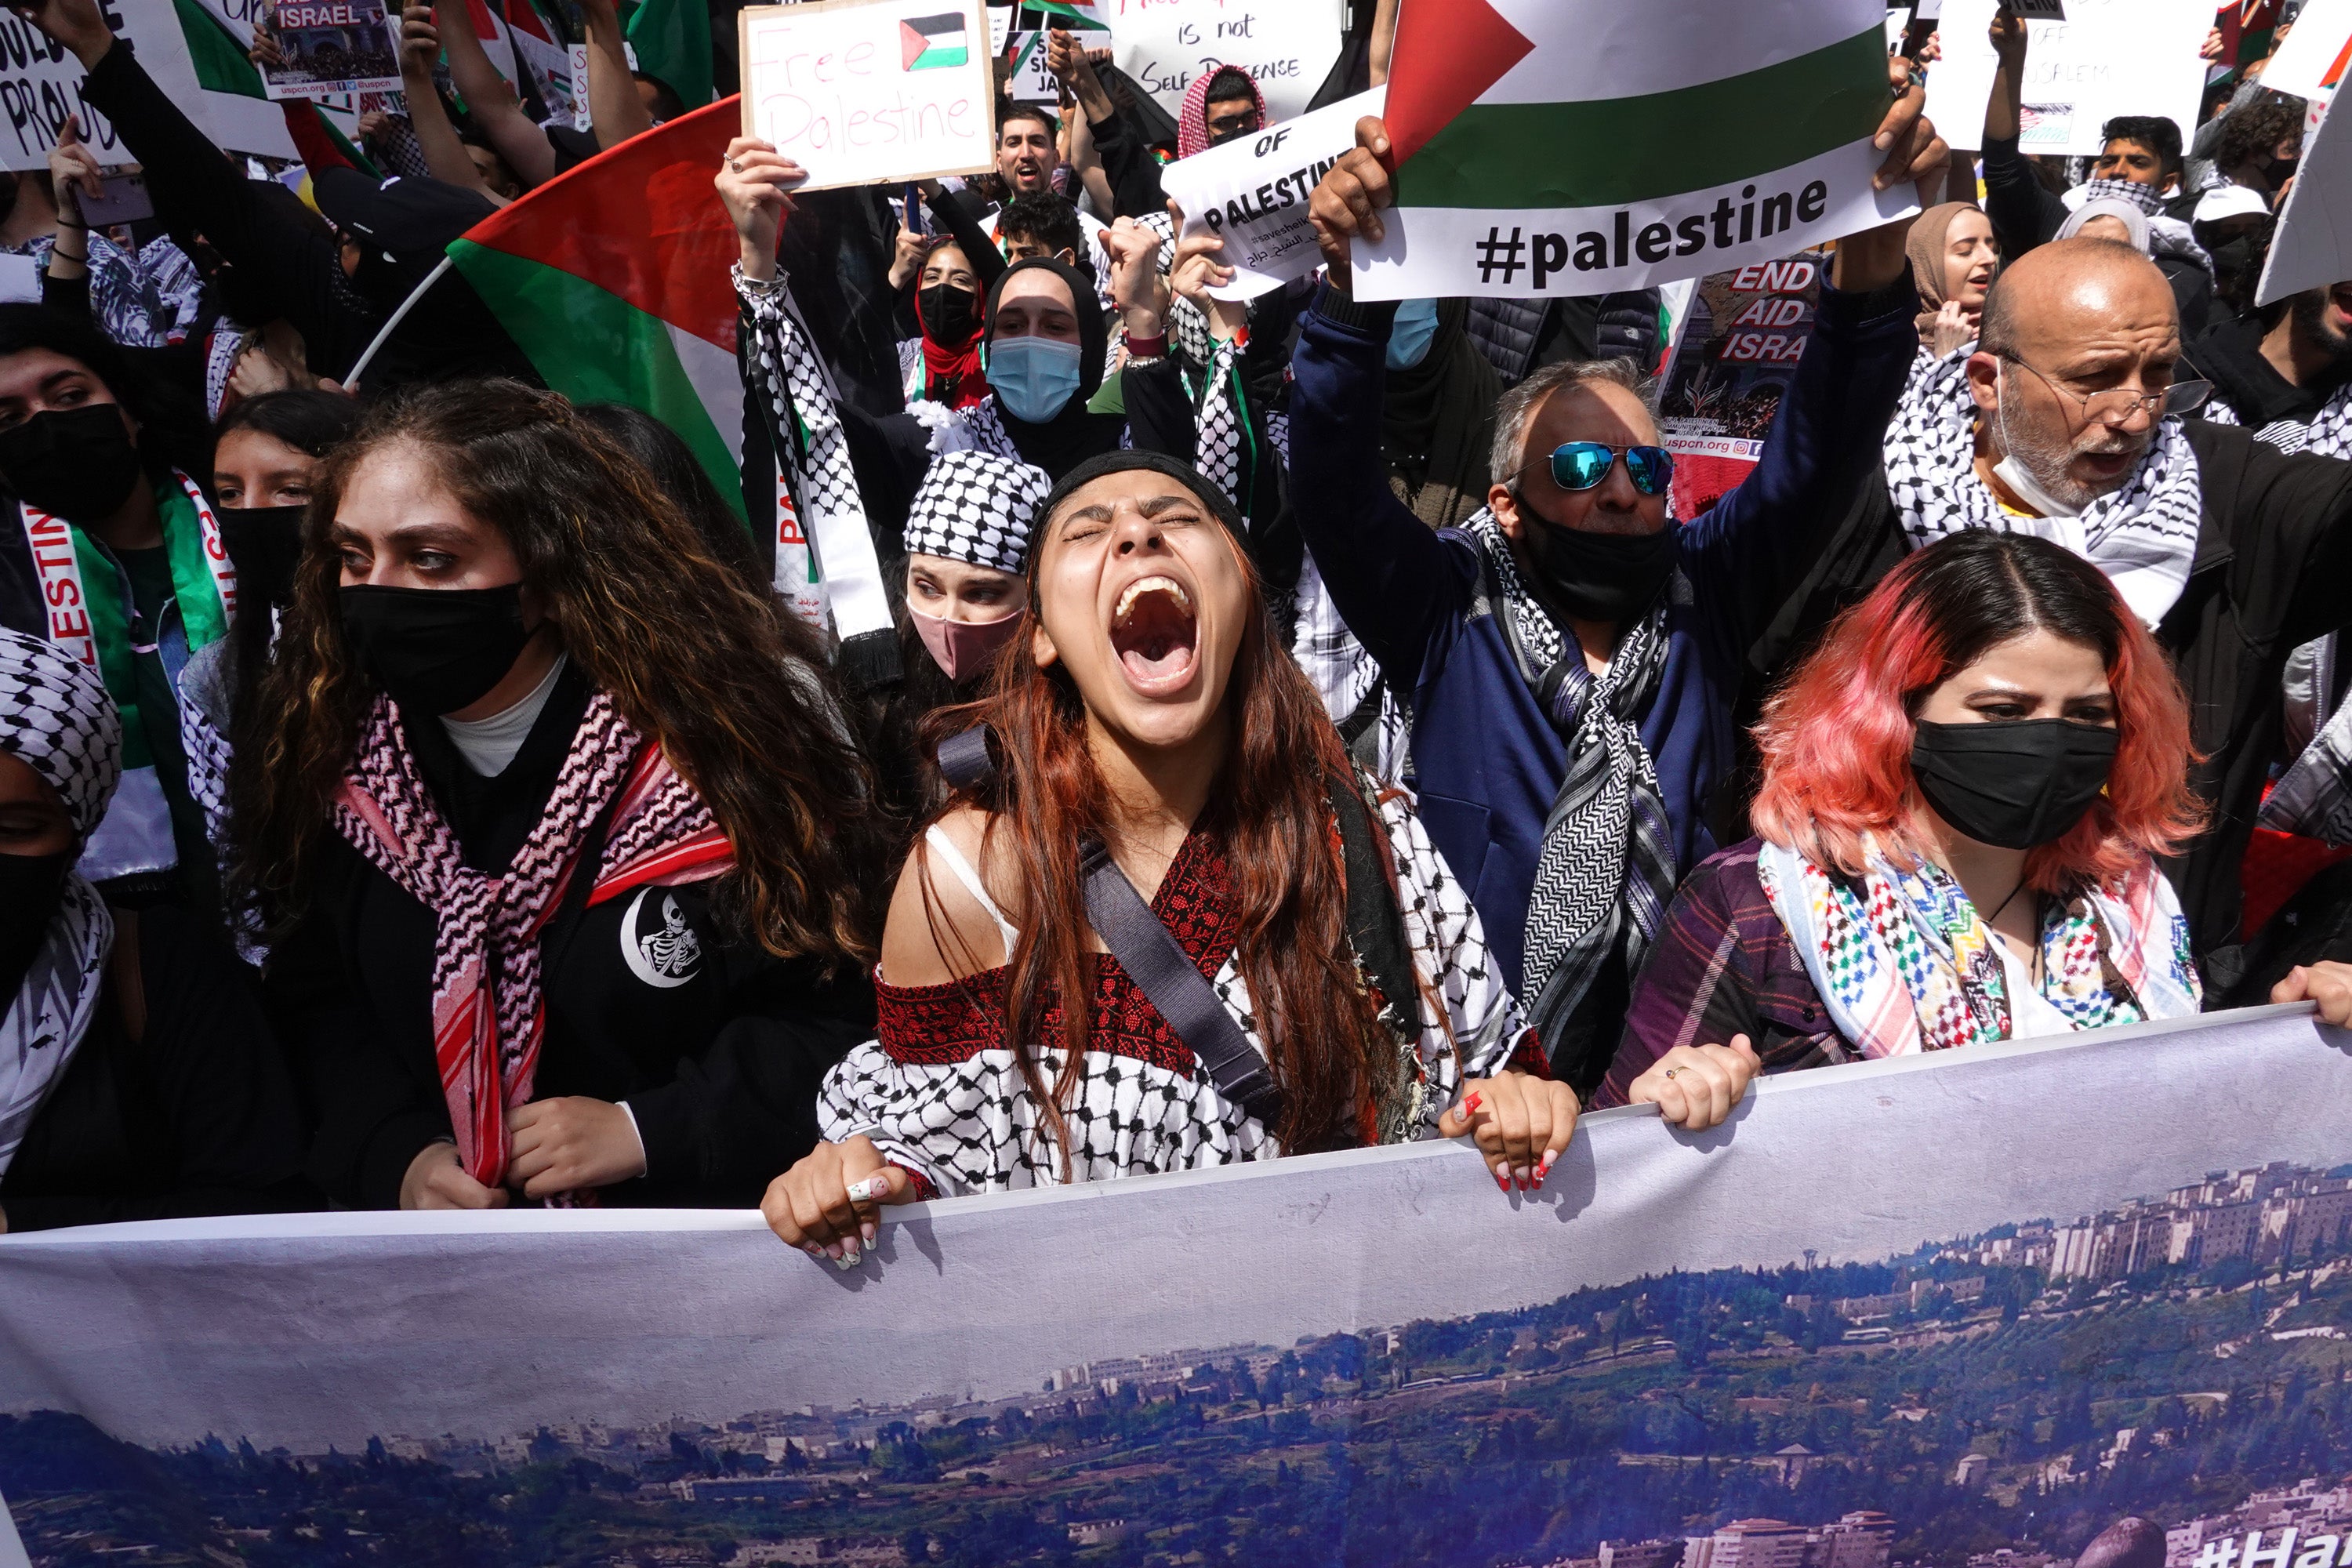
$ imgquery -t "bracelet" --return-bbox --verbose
[55,219,85,230]
[1124,329,1167,358]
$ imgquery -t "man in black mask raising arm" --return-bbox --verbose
[1289,74,1947,1094]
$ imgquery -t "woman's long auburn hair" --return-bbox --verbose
[1750,530,2201,894]
[227,379,884,970]
[920,485,1399,1161]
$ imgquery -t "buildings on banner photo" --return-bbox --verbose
[9,1158,2352,1567]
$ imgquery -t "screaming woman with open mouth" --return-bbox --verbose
[764,451,1578,1268]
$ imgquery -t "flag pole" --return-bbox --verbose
[340,256,456,391]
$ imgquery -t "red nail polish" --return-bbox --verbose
[1464,1091,1483,1114]
[1495,1170,1508,1192]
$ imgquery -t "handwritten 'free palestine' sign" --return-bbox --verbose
[739,0,994,192]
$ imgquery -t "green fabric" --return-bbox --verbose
[447,238,746,519]
[1392,27,1888,211]
[157,485,229,652]
[67,524,142,769]
[174,0,268,99]
[318,108,383,181]
[624,0,713,109]
[1087,368,1124,416]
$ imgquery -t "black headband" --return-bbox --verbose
[1029,451,1245,578]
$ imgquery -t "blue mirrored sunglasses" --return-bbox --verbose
[1542,441,1675,496]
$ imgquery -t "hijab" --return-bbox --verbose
[1905,201,1987,343]
[2058,198,2153,252]
[1381,298,1503,531]
[982,256,1123,480]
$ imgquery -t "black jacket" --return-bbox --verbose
[2189,313,2352,430]
[1756,421,2352,966]
[273,669,876,1210]
[0,906,314,1231]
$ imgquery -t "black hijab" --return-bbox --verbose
[982,256,1123,481]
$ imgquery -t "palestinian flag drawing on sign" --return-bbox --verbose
[1354,0,1906,300]
[447,96,750,520]
[901,13,969,71]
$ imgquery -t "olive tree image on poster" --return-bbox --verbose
[3,1004,2350,1565]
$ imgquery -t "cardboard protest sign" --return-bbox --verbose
[1656,252,1829,518]
[1002,27,1099,103]
[739,0,993,192]
[257,0,402,100]
[1105,0,1346,125]
[1923,0,2212,157]
[2257,93,2352,307]
[1352,0,1915,303]
[0,0,271,172]
[6,1005,2350,1563]
[2257,0,2352,103]
[1158,85,1382,301]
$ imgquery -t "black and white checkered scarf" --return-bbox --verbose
[1883,347,2205,627]
[1465,511,1678,1065]
[0,626,119,1176]
[904,449,1051,574]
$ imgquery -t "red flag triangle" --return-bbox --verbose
[1381,0,1536,171]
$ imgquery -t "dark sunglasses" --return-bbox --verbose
[1524,441,1675,497]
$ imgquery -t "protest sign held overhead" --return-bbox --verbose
[739,0,993,191]
[2256,0,2351,104]
[1351,0,1918,302]
[0,0,276,170]
[256,0,402,100]
[1656,252,1830,518]
[1160,86,1384,301]
[1922,0,2213,156]
[1104,0,1345,124]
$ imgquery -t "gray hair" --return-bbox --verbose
[1488,357,1660,489]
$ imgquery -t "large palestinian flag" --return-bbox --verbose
[1354,0,1901,299]
[447,97,747,518]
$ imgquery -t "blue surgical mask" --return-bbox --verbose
[1386,298,1442,371]
[986,334,1086,423]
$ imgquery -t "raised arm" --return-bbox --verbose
[395,7,507,202]
[433,0,559,187]
[579,0,652,149]
[1980,5,2067,256]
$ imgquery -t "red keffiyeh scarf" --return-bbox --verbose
[332,691,735,1189]
[916,286,988,411]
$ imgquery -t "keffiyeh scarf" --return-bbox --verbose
[1465,511,1679,1054]
[332,693,733,1190]
[903,449,1051,573]
[1755,839,2199,1058]
[0,626,121,1176]
[1883,347,2205,626]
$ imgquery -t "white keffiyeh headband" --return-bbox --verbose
[903,449,1052,575]
[0,626,121,841]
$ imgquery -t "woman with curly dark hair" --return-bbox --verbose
[231,379,887,1211]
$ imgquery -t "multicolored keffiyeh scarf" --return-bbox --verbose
[1882,348,2205,628]
[332,691,734,1190]
[1755,838,2200,1058]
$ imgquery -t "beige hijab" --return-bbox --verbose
[1905,201,1984,344]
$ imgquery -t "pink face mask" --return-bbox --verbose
[909,603,1025,682]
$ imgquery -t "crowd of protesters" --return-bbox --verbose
[0,0,2348,1257]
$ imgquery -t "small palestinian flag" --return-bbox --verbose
[900,13,968,71]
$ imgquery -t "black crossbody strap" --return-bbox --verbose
[1078,837,1285,1129]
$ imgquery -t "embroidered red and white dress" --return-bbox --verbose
[818,790,1521,1197]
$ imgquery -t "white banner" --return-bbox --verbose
[1157,85,1379,300]
[739,0,996,192]
[1922,0,2212,156]
[1103,0,1345,125]
[1352,139,1915,303]
[2258,0,2351,103]
[3,1006,2348,1563]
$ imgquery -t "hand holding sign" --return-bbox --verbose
[715,134,808,285]
[5,0,116,70]
[739,0,994,193]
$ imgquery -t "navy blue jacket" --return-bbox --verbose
[1288,277,1917,996]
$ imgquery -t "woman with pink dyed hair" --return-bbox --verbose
[1595,529,2206,1131]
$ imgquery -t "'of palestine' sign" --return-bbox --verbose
[1352,0,1920,301]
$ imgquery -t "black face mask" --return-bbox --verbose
[339,583,535,717]
[0,850,71,997]
[1520,514,1678,624]
[1910,718,2120,850]
[0,405,143,522]
[918,282,980,346]
[219,504,308,612]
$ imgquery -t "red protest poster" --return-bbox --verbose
[1656,251,1829,518]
